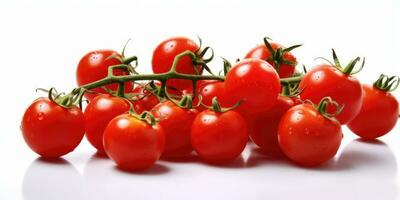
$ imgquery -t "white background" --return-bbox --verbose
[1,0,400,199]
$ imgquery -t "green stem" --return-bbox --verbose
[211,97,222,112]
[79,71,225,91]
[169,51,195,72]
[117,82,125,97]
[281,83,291,96]
[280,75,303,85]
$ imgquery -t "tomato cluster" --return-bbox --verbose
[21,36,399,171]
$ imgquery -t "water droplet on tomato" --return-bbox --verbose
[288,127,293,135]
[37,112,44,120]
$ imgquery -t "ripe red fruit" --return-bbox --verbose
[21,97,85,158]
[103,114,165,171]
[191,110,248,163]
[224,58,280,115]
[76,50,133,101]
[348,75,399,139]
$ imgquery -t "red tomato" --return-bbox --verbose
[179,80,222,111]
[182,80,220,95]
[247,95,296,154]
[348,84,399,139]
[197,81,228,111]
[245,42,298,78]
[21,97,85,158]
[151,37,200,91]
[278,103,343,166]
[151,101,198,158]
[197,80,219,89]
[224,58,280,115]
[132,82,161,111]
[103,114,165,171]
[299,65,362,124]
[191,110,248,163]
[76,50,133,101]
[84,94,143,154]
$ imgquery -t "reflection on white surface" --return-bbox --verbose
[334,139,397,199]
[22,158,84,200]
[21,139,398,200]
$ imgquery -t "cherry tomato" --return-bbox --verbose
[76,50,133,101]
[132,82,161,111]
[151,101,198,158]
[151,37,200,91]
[84,94,143,154]
[191,110,248,163]
[178,80,222,111]
[224,58,280,115]
[278,103,343,166]
[348,84,399,139]
[21,98,85,158]
[103,114,165,171]
[299,65,362,124]
[197,81,228,111]
[197,80,219,89]
[245,42,298,78]
[247,95,296,154]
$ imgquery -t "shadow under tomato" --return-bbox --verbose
[161,152,200,163]
[332,138,397,171]
[356,138,387,145]
[113,163,171,175]
[23,157,84,200]
[298,138,397,172]
[246,147,289,168]
[92,151,109,159]
[200,155,247,169]
[35,157,71,165]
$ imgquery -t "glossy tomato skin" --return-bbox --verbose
[76,50,133,101]
[151,101,198,158]
[132,82,161,111]
[347,84,399,139]
[197,81,229,111]
[84,94,133,154]
[21,98,85,158]
[191,110,248,163]
[245,43,297,78]
[179,80,222,111]
[103,114,165,171]
[151,37,200,91]
[299,64,362,124]
[247,95,296,154]
[278,104,342,166]
[224,59,281,115]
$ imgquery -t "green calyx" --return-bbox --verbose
[176,94,199,109]
[193,36,215,76]
[263,37,302,70]
[136,111,158,126]
[221,57,232,76]
[373,74,400,92]
[281,82,301,97]
[314,97,344,121]
[316,49,365,75]
[105,39,139,75]
[36,87,86,109]
[202,97,241,113]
